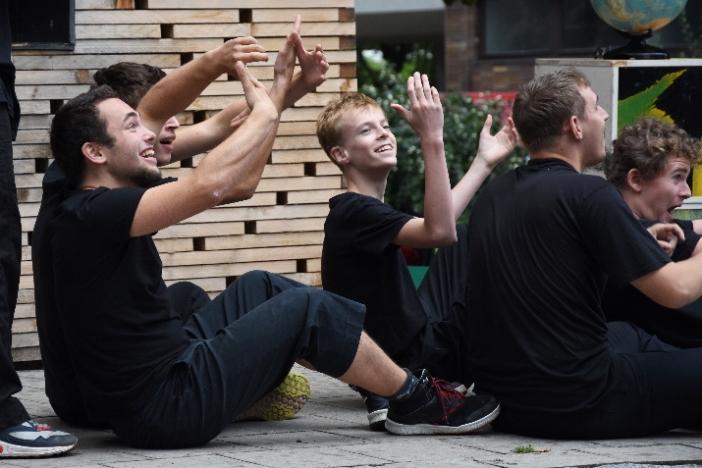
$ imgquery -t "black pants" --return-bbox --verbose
[0,102,28,429]
[493,321,702,439]
[112,271,365,449]
[411,223,471,383]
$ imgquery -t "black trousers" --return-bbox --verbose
[112,271,365,449]
[492,321,702,439]
[0,102,28,429]
[410,222,471,383]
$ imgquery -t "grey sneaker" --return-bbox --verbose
[0,420,77,458]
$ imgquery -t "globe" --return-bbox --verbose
[590,0,688,35]
[589,0,688,59]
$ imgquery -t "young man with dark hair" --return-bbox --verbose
[465,67,702,439]
[33,17,329,429]
[317,73,515,429]
[602,117,702,348]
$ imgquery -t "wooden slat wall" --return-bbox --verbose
[11,0,356,362]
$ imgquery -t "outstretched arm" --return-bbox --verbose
[390,72,456,249]
[451,115,517,220]
[130,61,279,238]
[136,36,268,141]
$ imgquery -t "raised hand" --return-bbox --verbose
[208,36,269,76]
[237,62,275,116]
[292,16,329,91]
[474,115,518,170]
[390,72,444,141]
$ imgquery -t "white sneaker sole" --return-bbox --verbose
[0,440,77,458]
[385,403,500,435]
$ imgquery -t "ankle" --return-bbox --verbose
[386,369,420,403]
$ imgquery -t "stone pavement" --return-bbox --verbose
[6,365,702,468]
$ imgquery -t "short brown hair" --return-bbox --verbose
[316,93,384,168]
[91,62,166,109]
[513,67,591,153]
[605,117,700,189]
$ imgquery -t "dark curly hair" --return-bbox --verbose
[605,117,701,189]
[92,62,166,109]
[50,85,119,185]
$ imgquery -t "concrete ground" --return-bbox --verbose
[5,365,702,468]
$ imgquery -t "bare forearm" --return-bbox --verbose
[451,156,496,220]
[633,254,702,308]
[421,137,457,242]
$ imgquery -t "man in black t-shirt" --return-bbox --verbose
[602,118,702,348]
[317,75,516,429]
[466,67,702,439]
[33,17,331,429]
[44,36,500,447]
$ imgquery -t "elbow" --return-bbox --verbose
[429,226,458,247]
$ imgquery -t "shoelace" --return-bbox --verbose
[431,377,464,423]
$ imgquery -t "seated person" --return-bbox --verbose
[43,53,500,447]
[317,73,517,429]
[33,16,329,428]
[465,67,702,440]
[602,117,702,348]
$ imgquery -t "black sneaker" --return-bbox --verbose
[385,369,500,435]
[0,420,77,458]
[350,385,390,431]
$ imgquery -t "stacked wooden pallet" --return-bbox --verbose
[11,0,356,362]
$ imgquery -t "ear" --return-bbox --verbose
[81,142,106,165]
[626,168,644,193]
[566,116,582,140]
[330,146,350,166]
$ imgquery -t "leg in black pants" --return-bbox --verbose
[416,223,471,383]
[0,102,28,430]
[112,271,365,449]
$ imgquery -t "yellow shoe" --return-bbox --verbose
[234,372,310,421]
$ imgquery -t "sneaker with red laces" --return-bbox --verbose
[0,420,77,458]
[385,369,500,435]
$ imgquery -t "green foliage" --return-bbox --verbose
[360,80,528,223]
[680,7,702,58]
[512,444,535,454]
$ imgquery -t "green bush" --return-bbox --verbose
[360,82,529,223]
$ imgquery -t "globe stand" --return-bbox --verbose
[603,29,669,60]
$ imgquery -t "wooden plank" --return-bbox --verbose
[17,188,43,204]
[162,260,296,281]
[146,0,352,8]
[73,38,225,55]
[160,244,322,267]
[76,10,241,25]
[182,203,330,224]
[13,54,182,70]
[315,77,356,93]
[281,106,326,122]
[16,69,93,85]
[76,24,162,40]
[17,115,53,130]
[261,163,304,179]
[153,237,194,253]
[314,162,342,176]
[287,188,341,204]
[15,303,36,320]
[13,160,36,175]
[277,121,316,136]
[16,84,90,101]
[154,221,245,239]
[271,149,330,164]
[280,272,321,287]
[76,0,131,10]
[12,144,52,159]
[256,37,339,52]
[17,101,50,115]
[203,231,325,251]
[253,22,355,37]
[12,346,41,363]
[257,175,341,192]
[256,217,326,234]
[171,24,252,39]
[11,318,36,335]
[253,8,340,23]
[164,277,225,293]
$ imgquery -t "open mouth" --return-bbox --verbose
[140,149,155,159]
[375,144,393,153]
[160,138,174,146]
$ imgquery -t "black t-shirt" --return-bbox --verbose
[466,159,670,415]
[322,192,426,362]
[51,184,189,422]
[0,1,20,138]
[602,219,702,348]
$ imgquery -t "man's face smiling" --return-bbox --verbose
[334,106,397,172]
[636,156,692,222]
[97,98,161,187]
[153,116,179,166]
